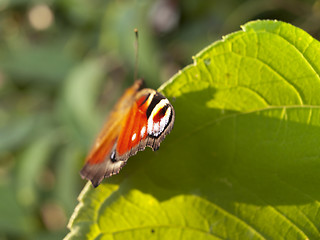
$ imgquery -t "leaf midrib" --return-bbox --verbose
[99,224,259,240]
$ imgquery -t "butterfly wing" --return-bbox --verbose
[114,89,175,161]
[80,80,144,187]
[80,80,175,188]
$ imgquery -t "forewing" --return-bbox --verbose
[80,80,144,187]
[115,92,150,161]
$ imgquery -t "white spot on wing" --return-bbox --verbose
[132,133,137,141]
[154,122,160,132]
[141,126,146,138]
[110,151,115,160]
[147,119,153,136]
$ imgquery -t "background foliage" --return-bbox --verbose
[1,0,320,240]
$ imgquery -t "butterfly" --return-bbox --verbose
[80,79,175,187]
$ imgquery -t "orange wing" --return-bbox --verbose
[116,94,149,155]
[80,80,144,187]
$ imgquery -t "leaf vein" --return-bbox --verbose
[230,50,304,105]
[271,32,320,84]
[105,225,224,239]
[276,176,320,236]
[232,177,309,239]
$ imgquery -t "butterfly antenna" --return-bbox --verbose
[134,28,139,80]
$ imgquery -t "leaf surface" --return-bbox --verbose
[66,20,320,240]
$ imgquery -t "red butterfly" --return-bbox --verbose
[80,79,175,187]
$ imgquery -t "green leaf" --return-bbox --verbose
[66,20,320,240]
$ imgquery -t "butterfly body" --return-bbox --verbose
[80,80,175,187]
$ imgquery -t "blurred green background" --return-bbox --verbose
[1,0,320,239]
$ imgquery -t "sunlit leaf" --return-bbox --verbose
[67,20,320,239]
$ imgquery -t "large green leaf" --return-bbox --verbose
[65,20,320,239]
